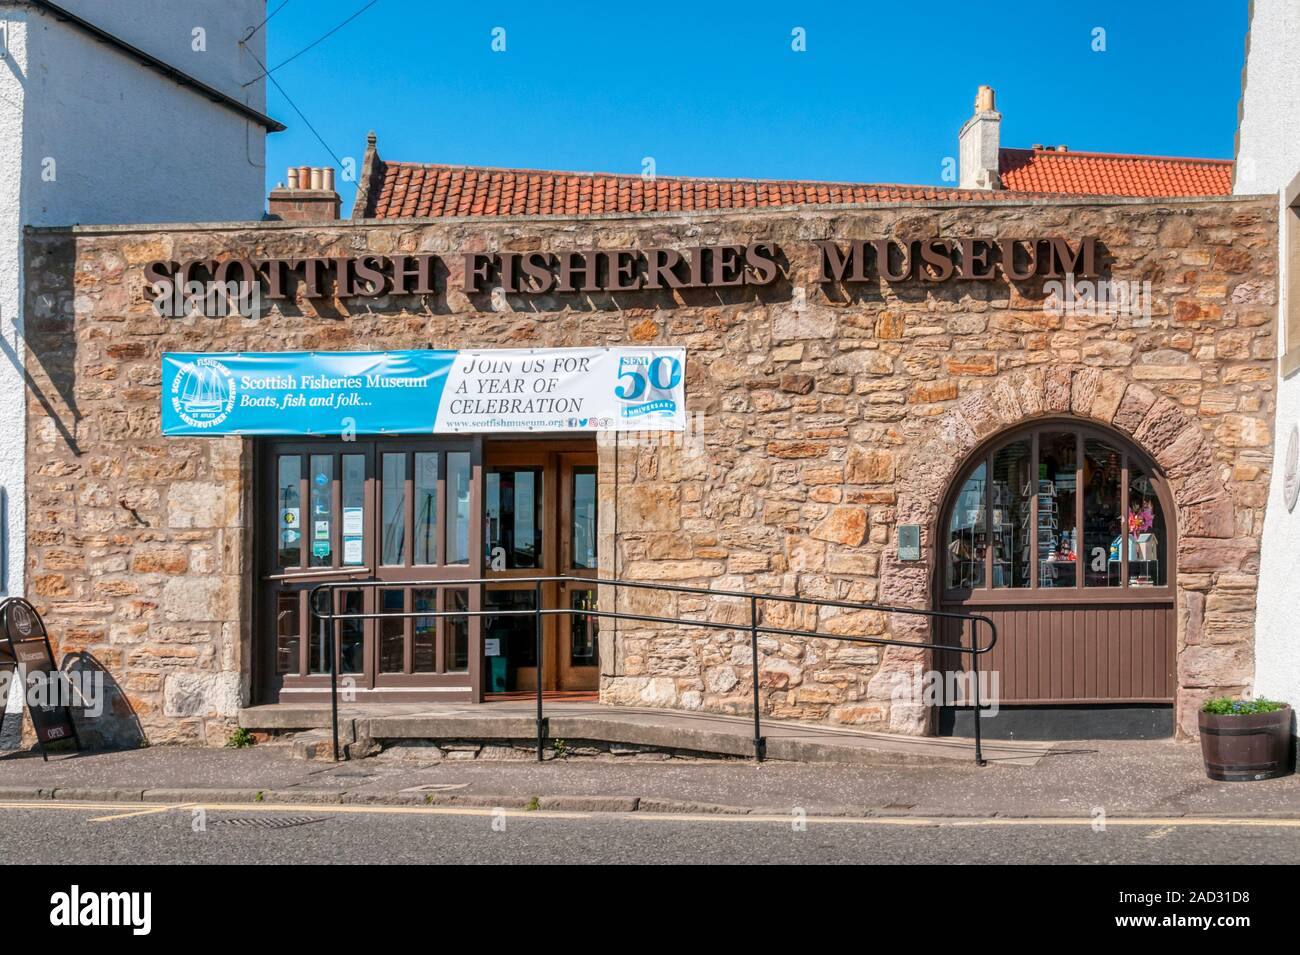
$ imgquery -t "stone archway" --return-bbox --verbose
[870,365,1258,738]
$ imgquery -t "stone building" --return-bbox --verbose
[17,91,1279,747]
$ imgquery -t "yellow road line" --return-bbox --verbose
[89,804,194,823]
[0,800,1298,829]
[0,801,129,811]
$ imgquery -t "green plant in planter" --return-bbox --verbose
[1202,697,1284,716]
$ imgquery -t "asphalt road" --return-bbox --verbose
[2,801,1298,864]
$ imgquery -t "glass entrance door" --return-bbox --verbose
[558,455,599,691]
[483,441,599,695]
[259,438,482,702]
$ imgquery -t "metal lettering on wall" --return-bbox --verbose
[143,236,1101,303]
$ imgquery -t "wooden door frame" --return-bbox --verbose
[557,452,599,690]
[930,417,1178,706]
[254,437,484,704]
[482,438,598,694]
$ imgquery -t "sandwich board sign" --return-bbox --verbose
[0,597,80,759]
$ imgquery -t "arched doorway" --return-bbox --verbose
[935,419,1177,739]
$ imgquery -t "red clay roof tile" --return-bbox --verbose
[356,146,1232,219]
[998,147,1232,197]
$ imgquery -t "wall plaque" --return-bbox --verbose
[898,525,922,561]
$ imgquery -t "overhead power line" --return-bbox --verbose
[242,44,345,169]
[242,0,292,43]
[243,0,382,87]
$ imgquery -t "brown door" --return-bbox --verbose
[258,438,483,703]
[483,440,599,695]
[936,421,1176,705]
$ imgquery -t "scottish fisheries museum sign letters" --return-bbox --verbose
[161,347,687,436]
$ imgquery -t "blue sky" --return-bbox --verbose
[260,1,1249,214]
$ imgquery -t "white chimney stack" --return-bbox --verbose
[958,85,1001,190]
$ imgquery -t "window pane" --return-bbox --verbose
[414,453,439,565]
[991,441,1031,588]
[446,588,469,673]
[339,589,364,674]
[341,454,365,566]
[412,589,436,673]
[486,589,537,692]
[275,593,299,674]
[571,467,597,570]
[308,455,334,567]
[313,589,363,674]
[379,589,405,673]
[1083,440,1124,586]
[447,452,471,565]
[1038,432,1078,588]
[569,588,599,667]
[276,455,302,567]
[381,453,406,566]
[1126,464,1167,587]
[946,463,986,589]
[486,468,543,569]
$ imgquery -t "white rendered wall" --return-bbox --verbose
[1,2,270,739]
[1236,0,1300,714]
[23,0,269,225]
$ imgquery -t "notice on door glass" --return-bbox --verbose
[342,507,364,536]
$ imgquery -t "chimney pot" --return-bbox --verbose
[269,165,342,221]
[974,84,996,113]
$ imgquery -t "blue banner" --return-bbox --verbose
[162,351,455,436]
[161,348,687,436]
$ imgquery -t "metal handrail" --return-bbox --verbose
[307,574,998,766]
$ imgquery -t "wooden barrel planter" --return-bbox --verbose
[1199,704,1293,782]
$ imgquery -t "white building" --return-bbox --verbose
[1237,0,1300,755]
[1,1,278,739]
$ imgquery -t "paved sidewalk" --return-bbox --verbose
[0,739,1296,819]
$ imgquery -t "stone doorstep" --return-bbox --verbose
[238,703,1049,767]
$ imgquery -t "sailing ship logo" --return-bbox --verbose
[170,357,237,429]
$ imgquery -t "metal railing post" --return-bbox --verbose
[750,595,765,762]
[325,601,339,762]
[535,577,546,761]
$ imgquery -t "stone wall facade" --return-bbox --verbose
[23,195,1277,745]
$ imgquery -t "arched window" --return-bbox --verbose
[942,422,1171,595]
